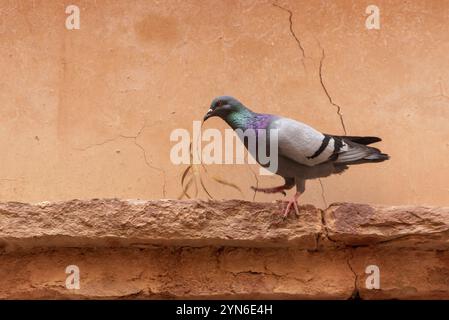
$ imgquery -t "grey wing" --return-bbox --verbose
[270,117,338,167]
[270,117,388,167]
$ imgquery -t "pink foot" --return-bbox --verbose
[281,192,301,218]
[250,185,288,196]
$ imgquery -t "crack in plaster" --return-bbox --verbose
[246,163,260,201]
[346,249,360,299]
[318,46,348,136]
[74,122,167,197]
[318,179,328,209]
[272,3,306,69]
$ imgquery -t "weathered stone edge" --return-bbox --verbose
[0,199,448,251]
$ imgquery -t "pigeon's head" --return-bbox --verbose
[203,96,244,122]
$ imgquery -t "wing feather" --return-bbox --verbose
[269,117,388,167]
[270,118,336,166]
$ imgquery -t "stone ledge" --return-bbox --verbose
[0,199,448,251]
[324,202,449,249]
[0,199,323,251]
[1,199,449,299]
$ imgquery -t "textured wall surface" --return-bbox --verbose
[0,199,449,299]
[0,0,448,207]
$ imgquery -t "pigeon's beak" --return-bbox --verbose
[203,108,214,122]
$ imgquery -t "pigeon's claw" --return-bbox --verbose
[281,192,301,218]
[250,185,287,196]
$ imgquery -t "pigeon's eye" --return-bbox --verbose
[212,101,221,110]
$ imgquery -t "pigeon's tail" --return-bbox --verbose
[334,140,390,166]
[363,150,390,162]
[333,135,382,146]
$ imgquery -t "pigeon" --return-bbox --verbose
[203,96,390,218]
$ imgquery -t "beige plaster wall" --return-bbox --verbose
[0,0,448,207]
